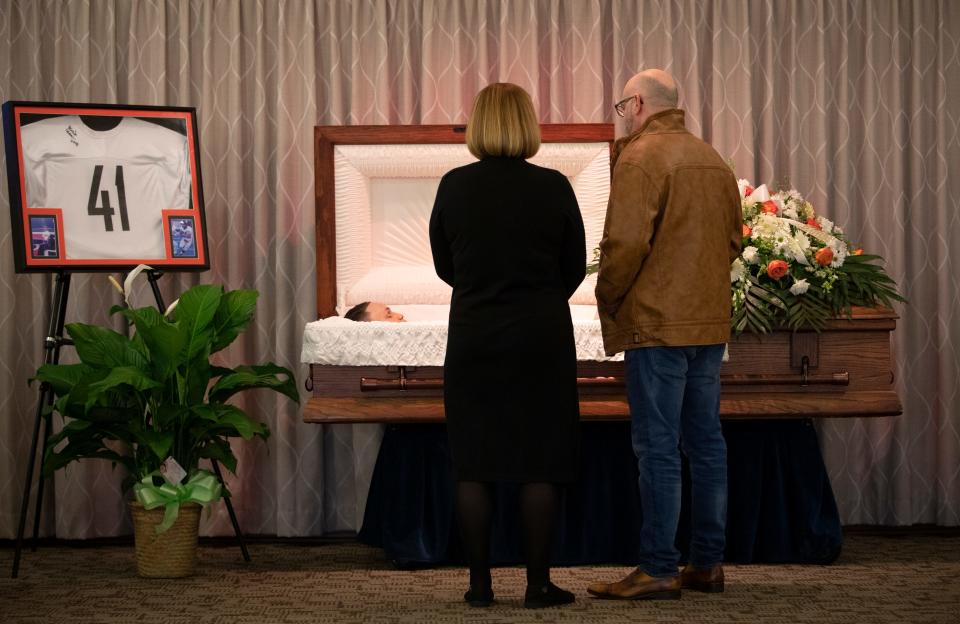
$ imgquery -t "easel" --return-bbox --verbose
[11,269,251,578]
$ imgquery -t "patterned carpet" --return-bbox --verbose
[1,534,957,623]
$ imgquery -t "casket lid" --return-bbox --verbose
[313,124,613,318]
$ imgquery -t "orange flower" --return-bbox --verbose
[766,259,789,279]
[742,223,752,237]
[852,248,863,255]
[744,185,754,197]
[762,200,778,215]
[815,247,834,266]
[805,218,821,230]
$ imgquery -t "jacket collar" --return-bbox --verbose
[610,108,687,170]
[634,108,686,136]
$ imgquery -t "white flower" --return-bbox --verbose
[742,246,760,264]
[730,258,747,283]
[746,184,771,203]
[164,299,180,318]
[789,279,810,295]
[771,227,811,266]
[107,275,124,297]
[789,231,811,264]
[751,213,789,242]
[828,239,848,268]
[782,206,799,220]
[818,216,835,233]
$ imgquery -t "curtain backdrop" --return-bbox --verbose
[1,0,957,538]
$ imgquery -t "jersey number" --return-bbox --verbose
[87,165,130,232]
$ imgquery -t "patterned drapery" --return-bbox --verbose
[1,0,957,538]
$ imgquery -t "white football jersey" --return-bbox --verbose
[20,115,192,260]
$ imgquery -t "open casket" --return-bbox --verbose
[302,125,901,423]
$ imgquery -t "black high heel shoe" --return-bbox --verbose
[524,582,575,609]
[463,586,495,607]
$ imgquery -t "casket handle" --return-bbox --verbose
[722,371,849,386]
[359,371,850,392]
[360,373,444,391]
[575,373,850,388]
[575,376,624,387]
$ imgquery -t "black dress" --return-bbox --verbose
[429,157,586,483]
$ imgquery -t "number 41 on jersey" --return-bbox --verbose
[87,165,130,232]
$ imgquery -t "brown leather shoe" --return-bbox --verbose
[680,564,724,593]
[586,568,681,600]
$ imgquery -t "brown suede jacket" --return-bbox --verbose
[596,109,742,355]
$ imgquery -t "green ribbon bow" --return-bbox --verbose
[133,469,222,534]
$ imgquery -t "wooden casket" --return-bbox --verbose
[302,125,900,424]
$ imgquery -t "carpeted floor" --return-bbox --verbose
[1,534,957,623]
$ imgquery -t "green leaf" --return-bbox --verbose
[208,363,300,405]
[43,434,135,476]
[211,289,258,353]
[116,306,187,379]
[784,292,831,332]
[45,418,92,448]
[133,429,174,462]
[85,366,162,410]
[32,363,89,396]
[194,404,266,440]
[65,323,146,369]
[184,364,210,408]
[197,439,238,474]
[173,285,222,361]
[85,405,141,423]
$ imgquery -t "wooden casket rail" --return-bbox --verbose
[303,307,902,423]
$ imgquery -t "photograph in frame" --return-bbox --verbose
[169,215,198,259]
[2,101,209,272]
[28,214,60,259]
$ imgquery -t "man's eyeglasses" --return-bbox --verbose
[614,94,641,117]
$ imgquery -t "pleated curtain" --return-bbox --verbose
[0,0,957,538]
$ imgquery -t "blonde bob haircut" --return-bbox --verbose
[466,83,541,159]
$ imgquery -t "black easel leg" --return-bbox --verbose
[12,389,49,578]
[146,269,166,311]
[30,414,50,552]
[210,459,251,562]
[12,272,72,579]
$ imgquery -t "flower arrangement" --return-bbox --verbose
[585,180,905,334]
[732,180,904,333]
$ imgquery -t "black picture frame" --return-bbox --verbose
[2,101,209,272]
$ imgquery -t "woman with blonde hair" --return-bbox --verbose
[430,83,585,609]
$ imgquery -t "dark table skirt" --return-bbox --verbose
[358,420,842,566]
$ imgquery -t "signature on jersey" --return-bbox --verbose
[65,124,79,146]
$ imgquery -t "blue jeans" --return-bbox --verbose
[624,344,727,578]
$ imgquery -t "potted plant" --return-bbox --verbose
[34,274,299,577]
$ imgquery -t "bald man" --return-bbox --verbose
[588,70,742,601]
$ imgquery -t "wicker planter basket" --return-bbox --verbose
[129,501,202,578]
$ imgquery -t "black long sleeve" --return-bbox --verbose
[429,176,455,286]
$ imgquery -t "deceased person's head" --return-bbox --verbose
[344,302,405,323]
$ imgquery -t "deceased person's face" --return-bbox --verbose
[365,302,405,322]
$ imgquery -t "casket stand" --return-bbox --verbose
[303,124,900,565]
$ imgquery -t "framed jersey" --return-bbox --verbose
[2,102,209,272]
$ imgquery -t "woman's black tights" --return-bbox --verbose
[456,480,560,590]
